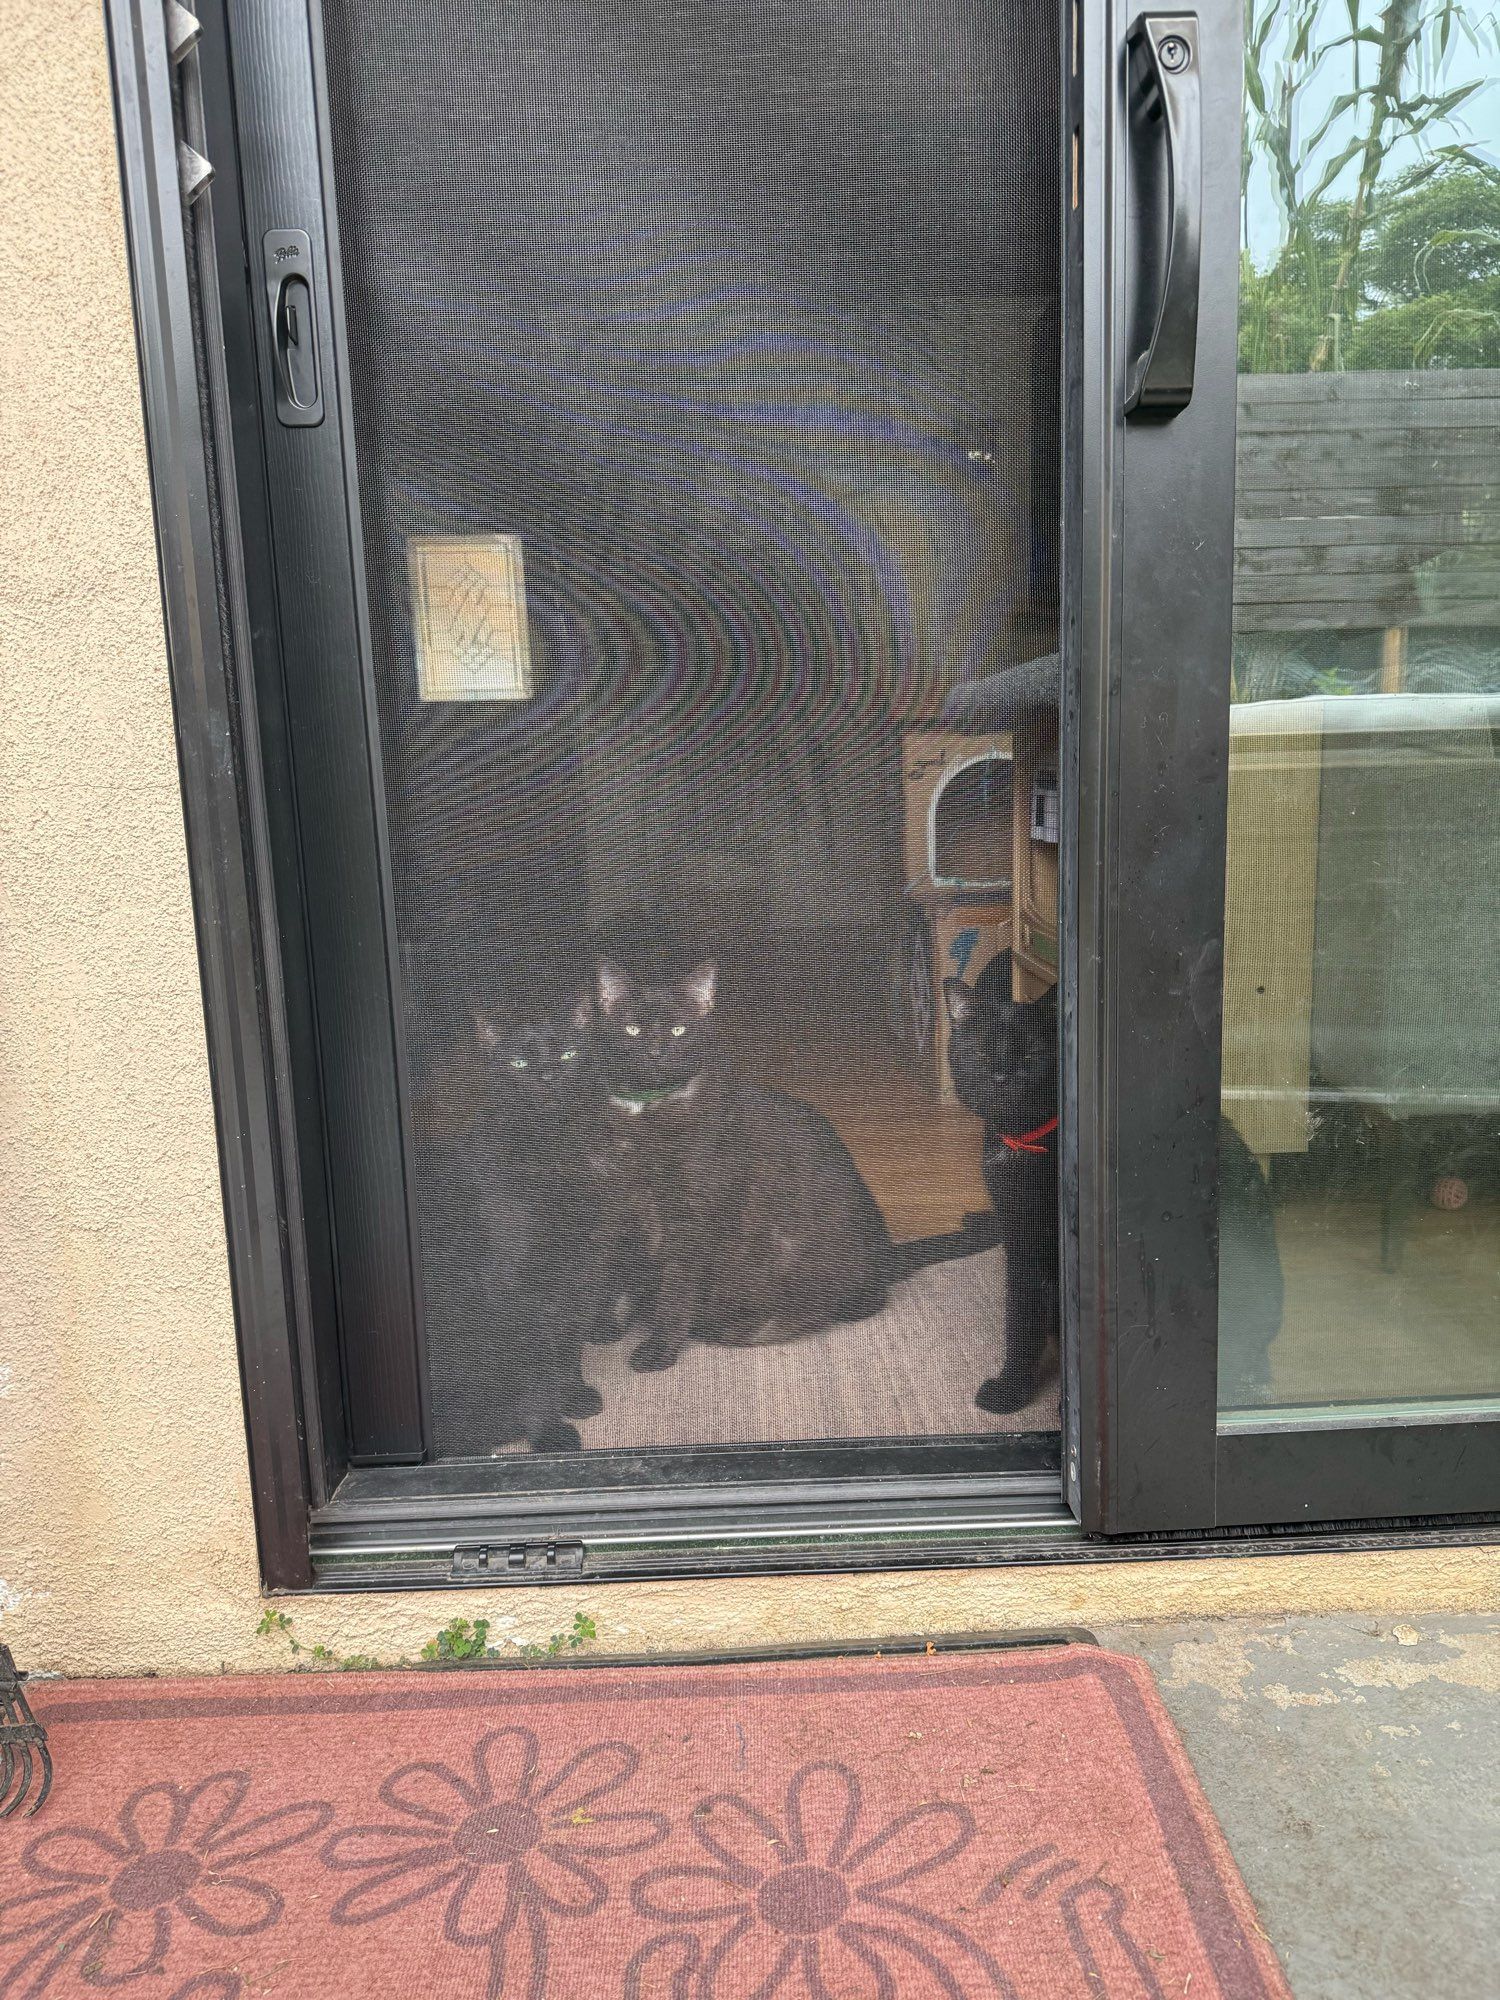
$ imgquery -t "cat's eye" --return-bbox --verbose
[561,1048,578,1060]
[509,1056,528,1068]
[624,1024,641,1037]
[671,1024,687,1036]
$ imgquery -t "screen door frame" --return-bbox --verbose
[167,0,1080,1570]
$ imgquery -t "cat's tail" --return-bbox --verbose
[885,1213,1002,1282]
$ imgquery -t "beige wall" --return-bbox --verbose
[0,0,1494,1681]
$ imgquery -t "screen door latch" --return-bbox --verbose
[452,1540,586,1579]
[1124,13,1201,418]
[262,229,324,427]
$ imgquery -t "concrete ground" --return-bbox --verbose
[1101,1613,1500,2000]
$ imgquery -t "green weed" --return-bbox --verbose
[256,1606,598,1669]
[421,1618,495,1662]
[254,1609,381,1671]
[518,1612,597,1660]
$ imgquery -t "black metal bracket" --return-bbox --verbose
[453,1540,586,1578]
[0,1644,53,1818]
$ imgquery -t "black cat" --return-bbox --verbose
[418,988,608,1454]
[944,965,1061,1413]
[588,956,893,1372]
[946,962,1285,1414]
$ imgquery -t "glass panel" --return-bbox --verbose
[317,0,1063,1458]
[1220,0,1500,1416]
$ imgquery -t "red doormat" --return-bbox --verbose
[1,1647,1288,2000]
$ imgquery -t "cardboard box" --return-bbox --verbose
[908,888,1013,1104]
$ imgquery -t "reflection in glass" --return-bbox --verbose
[1220,0,1500,1414]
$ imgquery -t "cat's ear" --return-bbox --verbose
[943,978,976,1027]
[473,1008,503,1050]
[596,958,631,1015]
[567,990,594,1034]
[681,961,717,1017]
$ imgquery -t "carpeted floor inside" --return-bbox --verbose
[570,1250,1060,1449]
[1,1647,1288,1998]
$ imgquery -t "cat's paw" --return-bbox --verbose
[628,1335,682,1373]
[530,1421,584,1453]
[975,1372,1037,1416]
[559,1382,604,1418]
[584,1294,634,1344]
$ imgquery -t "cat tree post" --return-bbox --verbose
[900,727,1016,1103]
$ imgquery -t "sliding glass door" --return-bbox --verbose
[1216,0,1500,1520]
[159,0,1500,1561]
[1072,0,1500,1529]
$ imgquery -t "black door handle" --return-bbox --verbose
[1124,14,1201,418]
[262,228,324,427]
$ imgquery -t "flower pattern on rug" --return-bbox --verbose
[320,1725,669,1999]
[980,1845,1168,2000]
[0,1772,332,1997]
[628,1761,1018,1999]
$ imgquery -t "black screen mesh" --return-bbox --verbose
[320,0,1062,1458]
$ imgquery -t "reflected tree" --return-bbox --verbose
[1241,0,1500,371]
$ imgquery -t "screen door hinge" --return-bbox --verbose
[452,1540,586,1580]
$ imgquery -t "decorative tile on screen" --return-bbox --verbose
[408,535,534,702]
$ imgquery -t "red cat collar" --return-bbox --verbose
[999,1115,1058,1155]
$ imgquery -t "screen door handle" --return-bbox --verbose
[263,228,325,427]
[1124,14,1200,418]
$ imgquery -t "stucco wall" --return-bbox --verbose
[0,0,1494,1681]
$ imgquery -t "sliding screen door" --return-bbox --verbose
[221,0,1066,1475]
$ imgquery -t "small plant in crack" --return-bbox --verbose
[419,1610,599,1663]
[254,1608,381,1671]
[421,1617,496,1662]
[519,1611,598,1659]
[255,1607,598,1669]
